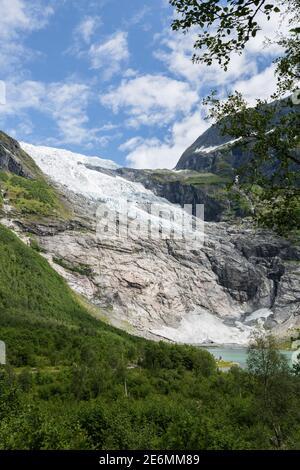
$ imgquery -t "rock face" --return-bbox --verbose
[175,100,300,174]
[175,123,251,174]
[114,168,226,222]
[10,189,300,344]
[0,131,38,178]
[1,134,299,345]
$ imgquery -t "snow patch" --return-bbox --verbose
[245,308,273,322]
[194,137,242,154]
[152,310,254,346]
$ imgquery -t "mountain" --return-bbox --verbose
[113,167,229,222]
[176,99,300,174]
[1,129,300,449]
[1,134,299,345]
[0,131,43,178]
[175,124,247,174]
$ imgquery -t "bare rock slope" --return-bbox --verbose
[1,136,299,345]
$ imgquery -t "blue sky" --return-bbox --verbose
[0,0,288,168]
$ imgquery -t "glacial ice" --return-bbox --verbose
[152,310,254,346]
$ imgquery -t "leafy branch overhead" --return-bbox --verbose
[170,1,296,73]
[170,0,300,235]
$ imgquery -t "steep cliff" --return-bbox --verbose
[0,131,42,178]
[175,100,300,175]
[114,168,228,222]
[1,131,299,345]
[1,136,298,345]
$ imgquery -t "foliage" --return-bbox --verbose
[53,257,93,277]
[0,171,66,217]
[253,187,300,234]
[169,0,300,234]
[247,333,299,448]
[1,223,300,449]
[170,0,282,69]
[170,0,299,90]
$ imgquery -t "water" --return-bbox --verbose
[204,346,294,369]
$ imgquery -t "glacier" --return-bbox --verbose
[18,142,283,346]
[20,142,204,241]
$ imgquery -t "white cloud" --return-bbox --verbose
[244,7,292,55]
[122,109,209,169]
[154,29,259,89]
[76,16,100,44]
[123,68,138,78]
[119,136,144,152]
[0,79,108,147]
[115,15,281,169]
[101,74,199,128]
[154,35,256,88]
[0,0,30,39]
[125,6,150,27]
[232,64,278,105]
[0,0,53,74]
[46,83,92,145]
[89,31,129,79]
[0,0,52,39]
[0,80,45,114]
[154,5,292,92]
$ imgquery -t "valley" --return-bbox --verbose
[0,126,299,450]
[1,131,299,347]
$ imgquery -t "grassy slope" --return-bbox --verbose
[0,202,299,450]
[0,223,144,367]
[0,131,69,219]
[0,171,68,218]
[148,169,230,186]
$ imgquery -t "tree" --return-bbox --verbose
[203,92,300,234]
[247,333,296,448]
[292,353,300,376]
[170,0,300,90]
[169,0,300,234]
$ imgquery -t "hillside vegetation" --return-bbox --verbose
[1,223,300,449]
[0,130,299,450]
[0,171,67,217]
[0,131,69,219]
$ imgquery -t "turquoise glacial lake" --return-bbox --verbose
[204,347,294,369]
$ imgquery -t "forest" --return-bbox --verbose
[0,223,300,450]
